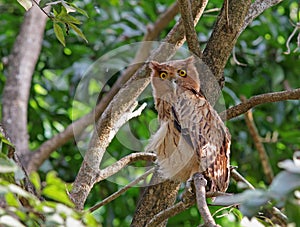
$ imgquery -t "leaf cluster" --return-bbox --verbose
[0,131,100,226]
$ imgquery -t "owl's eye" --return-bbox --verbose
[159,71,168,79]
[178,69,187,77]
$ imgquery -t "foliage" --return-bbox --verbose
[0,0,300,226]
[17,0,88,46]
[0,130,100,226]
[215,152,300,226]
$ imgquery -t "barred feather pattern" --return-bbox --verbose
[147,56,231,192]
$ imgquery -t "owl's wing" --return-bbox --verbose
[172,91,231,191]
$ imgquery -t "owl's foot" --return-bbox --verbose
[181,177,195,204]
[186,177,194,192]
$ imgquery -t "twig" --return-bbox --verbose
[240,0,284,35]
[222,88,300,121]
[284,22,300,54]
[32,0,52,19]
[193,173,219,227]
[232,46,247,66]
[90,168,155,212]
[230,169,255,190]
[177,0,203,57]
[242,97,274,184]
[96,152,156,182]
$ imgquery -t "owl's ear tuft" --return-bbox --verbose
[186,56,195,64]
[148,61,160,70]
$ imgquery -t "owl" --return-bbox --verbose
[146,56,231,193]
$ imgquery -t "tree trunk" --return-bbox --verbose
[2,3,48,167]
[131,171,180,227]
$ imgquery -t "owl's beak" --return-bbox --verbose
[171,78,177,92]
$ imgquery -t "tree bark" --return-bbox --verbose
[131,171,180,227]
[2,3,48,166]
[200,0,251,104]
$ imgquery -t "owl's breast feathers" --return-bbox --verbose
[149,88,231,192]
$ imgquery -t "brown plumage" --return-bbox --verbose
[147,56,231,192]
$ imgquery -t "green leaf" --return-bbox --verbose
[8,184,31,198]
[30,172,41,192]
[68,23,88,43]
[69,3,89,17]
[39,0,53,8]
[0,132,15,148]
[42,185,74,207]
[53,23,65,46]
[55,7,81,25]
[5,192,20,207]
[61,1,76,13]
[17,0,33,11]
[0,157,18,173]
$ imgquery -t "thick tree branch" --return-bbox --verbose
[89,168,155,212]
[200,0,251,104]
[222,88,300,121]
[2,3,48,166]
[243,100,274,184]
[203,0,251,81]
[177,0,203,57]
[146,193,194,227]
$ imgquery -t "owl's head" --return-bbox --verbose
[149,56,200,96]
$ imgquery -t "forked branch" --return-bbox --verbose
[178,0,203,57]
[90,168,155,212]
[222,88,300,121]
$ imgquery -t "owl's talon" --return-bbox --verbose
[181,179,195,203]
[186,177,194,193]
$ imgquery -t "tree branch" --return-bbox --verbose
[177,0,202,57]
[240,0,284,35]
[222,88,300,121]
[230,169,255,190]
[242,98,274,184]
[96,152,156,182]
[200,0,251,104]
[2,2,48,166]
[193,173,219,227]
[89,168,155,212]
[146,189,230,227]
[146,195,194,227]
